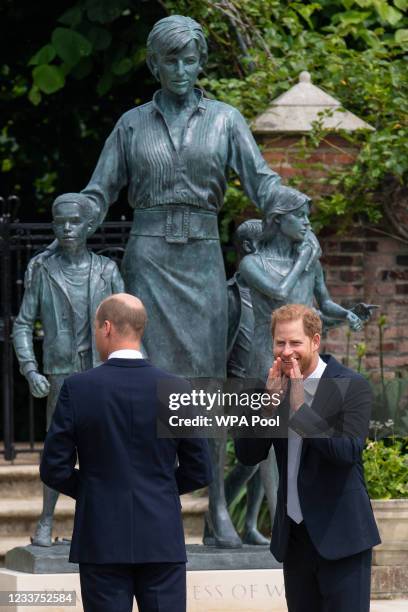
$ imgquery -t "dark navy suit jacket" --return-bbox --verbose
[235,354,380,562]
[40,358,212,564]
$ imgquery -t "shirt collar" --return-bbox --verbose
[108,349,143,360]
[151,88,207,114]
[305,356,327,380]
[303,356,327,397]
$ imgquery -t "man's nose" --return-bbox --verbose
[282,345,293,357]
[63,222,71,232]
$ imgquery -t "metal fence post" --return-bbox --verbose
[0,196,16,460]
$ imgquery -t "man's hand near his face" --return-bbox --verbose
[264,357,288,415]
[288,356,304,412]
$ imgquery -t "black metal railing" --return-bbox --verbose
[0,196,132,460]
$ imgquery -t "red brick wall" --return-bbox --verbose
[256,132,408,377]
[258,134,359,194]
[319,231,408,378]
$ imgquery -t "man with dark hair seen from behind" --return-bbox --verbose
[40,293,212,612]
[235,304,380,612]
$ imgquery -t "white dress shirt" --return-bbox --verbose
[287,356,327,523]
[108,349,143,359]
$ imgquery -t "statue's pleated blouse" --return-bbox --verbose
[82,90,282,378]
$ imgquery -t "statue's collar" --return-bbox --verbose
[151,88,207,114]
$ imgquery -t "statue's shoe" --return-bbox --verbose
[205,509,242,549]
[242,527,269,546]
[31,520,52,547]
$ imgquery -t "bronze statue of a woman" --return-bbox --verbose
[35,16,307,548]
[78,15,298,548]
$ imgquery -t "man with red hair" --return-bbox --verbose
[235,303,380,612]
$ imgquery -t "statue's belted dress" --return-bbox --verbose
[82,90,281,378]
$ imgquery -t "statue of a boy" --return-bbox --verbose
[13,193,124,546]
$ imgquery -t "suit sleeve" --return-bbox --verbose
[175,438,213,495]
[290,376,372,466]
[40,381,79,499]
[234,437,273,466]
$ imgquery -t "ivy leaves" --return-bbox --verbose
[28,27,92,102]
[26,2,145,105]
[166,0,407,234]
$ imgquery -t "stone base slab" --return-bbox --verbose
[373,541,408,566]
[187,568,285,611]
[5,543,77,574]
[371,565,408,600]
[0,568,286,612]
[5,543,282,575]
[1,567,407,612]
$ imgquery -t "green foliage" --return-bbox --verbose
[2,0,406,227]
[32,65,65,95]
[0,1,162,212]
[165,0,408,235]
[25,1,151,98]
[363,438,408,499]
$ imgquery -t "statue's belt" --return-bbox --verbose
[130,207,219,244]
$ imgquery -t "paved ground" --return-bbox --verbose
[371,602,407,610]
[1,451,406,608]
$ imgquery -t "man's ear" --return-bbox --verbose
[312,333,321,352]
[103,320,111,337]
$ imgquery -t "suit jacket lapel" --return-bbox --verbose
[299,356,342,460]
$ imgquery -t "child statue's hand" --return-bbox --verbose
[346,311,363,331]
[303,231,322,272]
[27,371,51,398]
[296,231,321,271]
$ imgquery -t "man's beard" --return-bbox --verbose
[297,352,313,375]
[281,352,313,377]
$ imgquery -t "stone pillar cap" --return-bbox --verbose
[252,72,374,133]
[299,71,311,83]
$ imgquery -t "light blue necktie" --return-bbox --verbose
[287,387,313,524]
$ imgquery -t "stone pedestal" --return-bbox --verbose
[1,544,286,612]
[0,568,286,612]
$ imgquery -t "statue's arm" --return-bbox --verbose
[314,263,363,330]
[81,118,130,228]
[240,247,311,301]
[13,267,50,398]
[228,108,281,211]
[111,261,126,294]
[13,267,42,377]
